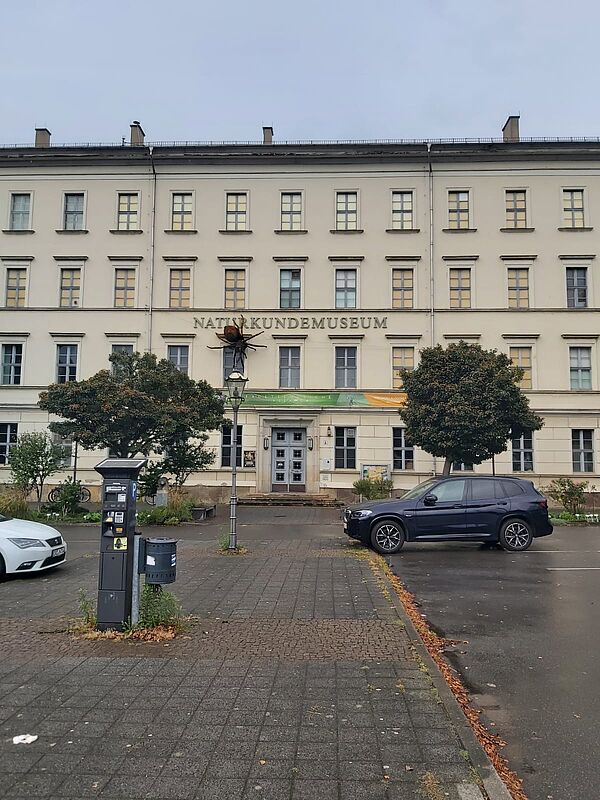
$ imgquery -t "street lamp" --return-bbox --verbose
[225,370,248,550]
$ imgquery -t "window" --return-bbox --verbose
[562,189,585,228]
[280,192,302,230]
[449,268,471,308]
[392,428,413,470]
[500,479,525,497]
[221,424,242,467]
[512,432,533,472]
[117,193,139,230]
[9,193,31,230]
[59,268,81,308]
[52,432,73,468]
[509,346,532,389]
[278,346,300,389]
[448,190,470,229]
[279,269,301,309]
[335,427,356,469]
[114,269,136,307]
[391,191,414,230]
[391,268,414,309]
[56,344,78,383]
[169,269,191,308]
[63,193,84,230]
[335,346,357,388]
[226,193,248,231]
[434,480,466,501]
[0,423,17,465]
[335,191,358,230]
[572,429,594,472]
[1,344,22,385]
[505,190,527,228]
[452,462,473,472]
[111,343,134,377]
[392,347,414,389]
[171,193,193,230]
[5,268,26,307]
[566,267,587,308]
[335,269,357,309]
[470,479,501,500]
[224,269,245,309]
[507,268,529,309]
[223,346,244,383]
[167,345,189,374]
[569,347,592,389]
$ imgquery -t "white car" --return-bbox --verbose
[0,515,67,577]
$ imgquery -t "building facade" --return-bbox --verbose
[1,120,599,499]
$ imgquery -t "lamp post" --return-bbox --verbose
[225,370,247,550]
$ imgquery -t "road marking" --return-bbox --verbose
[546,567,600,571]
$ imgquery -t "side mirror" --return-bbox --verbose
[423,494,438,506]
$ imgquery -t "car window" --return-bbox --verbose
[431,480,466,503]
[401,479,438,501]
[501,480,525,497]
[470,479,500,501]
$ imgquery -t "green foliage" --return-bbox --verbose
[9,432,64,508]
[0,485,32,519]
[352,477,394,500]
[137,499,193,526]
[46,478,87,517]
[77,589,97,628]
[83,511,101,523]
[218,531,231,551]
[137,585,182,629]
[38,351,225,459]
[545,478,591,515]
[400,343,543,475]
[164,438,215,488]
[138,462,167,500]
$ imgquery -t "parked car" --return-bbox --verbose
[0,515,67,578]
[343,475,552,554]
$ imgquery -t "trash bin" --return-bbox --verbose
[143,537,177,584]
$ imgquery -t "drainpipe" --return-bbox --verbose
[427,142,437,476]
[147,146,157,354]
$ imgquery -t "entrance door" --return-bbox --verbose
[271,428,306,492]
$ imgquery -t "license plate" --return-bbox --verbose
[52,546,66,557]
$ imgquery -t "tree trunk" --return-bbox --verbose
[442,456,452,476]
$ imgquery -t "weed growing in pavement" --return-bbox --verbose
[217,528,248,554]
[418,771,445,800]
[76,588,96,630]
[137,585,183,629]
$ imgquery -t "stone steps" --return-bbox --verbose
[239,493,344,507]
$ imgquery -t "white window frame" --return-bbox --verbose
[7,191,34,231]
[506,265,530,309]
[447,188,472,230]
[503,187,529,229]
[560,186,587,229]
[508,344,534,390]
[392,346,415,389]
[55,343,80,384]
[0,422,18,466]
[113,266,138,308]
[224,191,250,231]
[224,267,247,310]
[61,190,87,231]
[168,266,193,308]
[334,190,360,231]
[391,265,416,309]
[569,345,594,391]
[390,189,415,230]
[1,342,24,386]
[115,190,141,231]
[565,264,591,309]
[334,345,359,389]
[392,427,414,471]
[279,267,303,310]
[166,343,191,375]
[279,190,304,231]
[512,431,534,473]
[448,266,472,308]
[334,267,359,309]
[3,263,29,308]
[572,428,595,473]
[57,261,85,308]
[278,345,302,389]
[169,189,196,231]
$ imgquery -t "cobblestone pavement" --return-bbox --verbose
[0,509,487,799]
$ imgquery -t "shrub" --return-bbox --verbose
[137,500,193,525]
[545,478,590,515]
[0,486,32,519]
[352,477,394,501]
[46,478,86,517]
[137,585,182,629]
[83,511,101,523]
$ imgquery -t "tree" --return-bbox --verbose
[164,437,215,489]
[399,342,543,475]
[9,432,64,508]
[38,351,225,459]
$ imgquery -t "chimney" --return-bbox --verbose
[35,127,51,147]
[130,120,145,146]
[262,126,273,145]
[502,115,520,143]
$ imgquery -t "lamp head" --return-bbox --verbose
[225,371,248,407]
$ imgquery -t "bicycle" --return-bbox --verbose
[47,485,91,504]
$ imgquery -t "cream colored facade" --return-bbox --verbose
[1,122,599,498]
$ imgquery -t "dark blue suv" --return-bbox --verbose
[343,475,553,554]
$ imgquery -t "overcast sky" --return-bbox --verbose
[2,0,599,145]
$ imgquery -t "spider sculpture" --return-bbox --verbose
[207,316,266,371]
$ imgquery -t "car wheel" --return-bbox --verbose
[370,519,405,554]
[499,519,533,552]
[0,554,6,581]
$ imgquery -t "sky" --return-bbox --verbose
[2,0,599,145]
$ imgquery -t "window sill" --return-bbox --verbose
[499,227,535,232]
[55,229,88,234]
[219,229,253,234]
[557,226,593,232]
[385,228,420,233]
[164,229,198,234]
[274,229,308,234]
[329,229,364,234]
[109,229,144,234]
[442,228,477,233]
[2,229,34,234]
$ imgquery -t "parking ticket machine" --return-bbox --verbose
[95,458,147,630]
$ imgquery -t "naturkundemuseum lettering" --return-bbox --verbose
[193,315,388,330]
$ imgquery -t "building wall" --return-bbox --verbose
[1,141,599,496]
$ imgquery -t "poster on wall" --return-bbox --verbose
[360,464,391,481]
[243,450,256,468]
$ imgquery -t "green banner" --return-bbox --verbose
[242,391,405,408]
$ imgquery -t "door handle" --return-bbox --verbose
[498,501,508,506]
